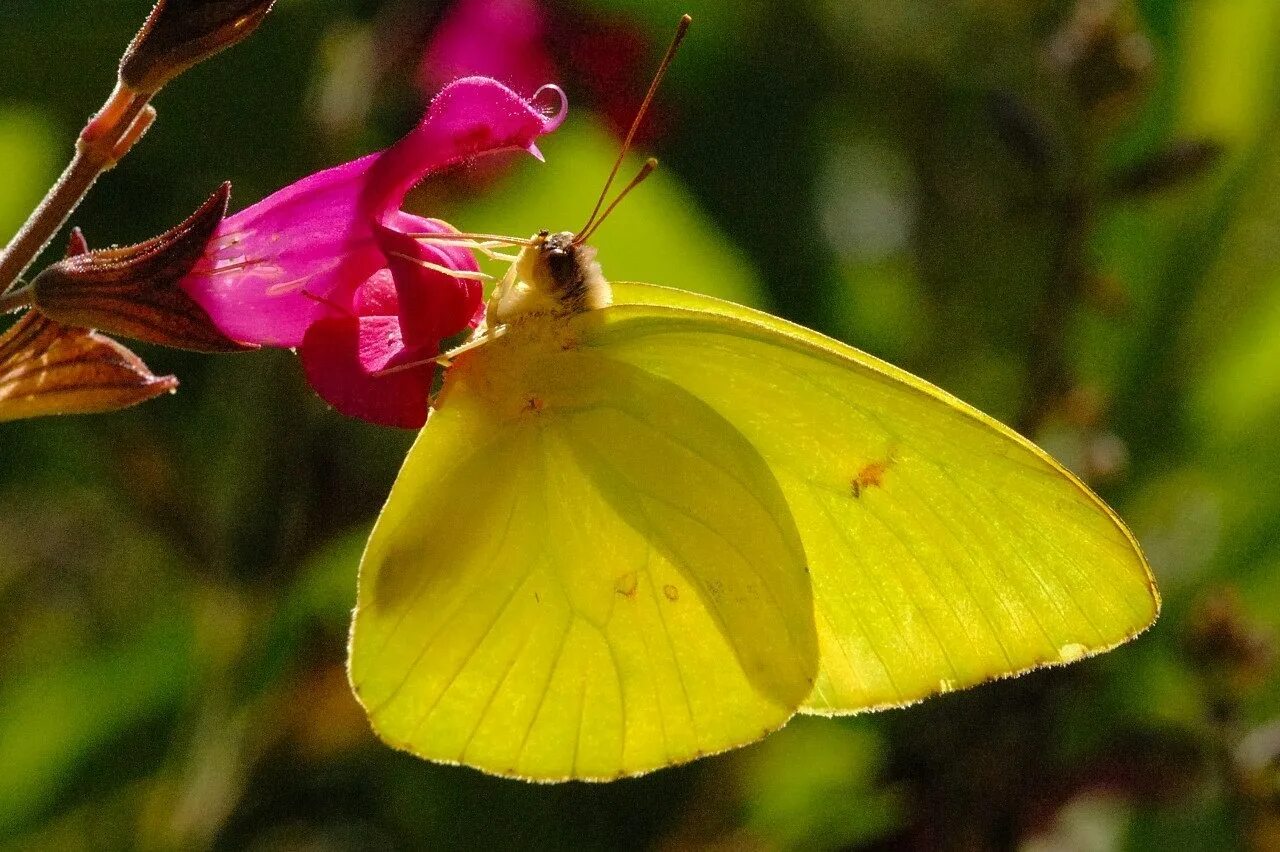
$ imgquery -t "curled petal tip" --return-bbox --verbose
[533,83,568,131]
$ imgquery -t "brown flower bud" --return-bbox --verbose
[1184,587,1276,694]
[0,226,180,422]
[0,310,178,422]
[1047,0,1153,118]
[120,0,276,94]
[66,227,90,258]
[1110,139,1225,198]
[30,184,253,353]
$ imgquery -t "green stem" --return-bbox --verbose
[1017,190,1091,434]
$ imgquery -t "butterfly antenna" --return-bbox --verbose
[575,14,692,243]
[578,158,658,244]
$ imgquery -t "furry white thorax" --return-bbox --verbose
[486,231,612,328]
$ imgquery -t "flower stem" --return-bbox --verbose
[0,286,33,315]
[1017,190,1090,433]
[0,85,151,295]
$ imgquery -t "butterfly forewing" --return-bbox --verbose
[580,283,1159,714]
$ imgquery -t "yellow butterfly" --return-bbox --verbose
[347,17,1159,782]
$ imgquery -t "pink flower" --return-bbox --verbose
[180,76,566,427]
[418,0,664,147]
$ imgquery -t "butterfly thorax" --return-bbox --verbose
[486,230,612,327]
[440,231,612,419]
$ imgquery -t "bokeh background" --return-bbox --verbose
[2,0,1279,848]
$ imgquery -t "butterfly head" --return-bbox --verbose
[488,229,610,325]
[522,231,604,306]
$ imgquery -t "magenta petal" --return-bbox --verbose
[180,74,568,426]
[300,315,435,429]
[380,211,480,273]
[181,155,383,347]
[352,269,400,317]
[362,76,566,223]
[375,218,484,346]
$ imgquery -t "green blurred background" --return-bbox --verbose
[2,0,1278,848]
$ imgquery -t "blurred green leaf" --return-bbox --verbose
[1187,120,1280,444]
[0,105,58,242]
[0,616,194,835]
[256,528,364,689]
[742,718,901,851]
[1178,0,1280,151]
[1125,796,1240,852]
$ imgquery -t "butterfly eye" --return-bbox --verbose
[545,245,577,284]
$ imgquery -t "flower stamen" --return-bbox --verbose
[403,230,534,246]
[415,237,520,263]
[193,257,265,276]
[372,324,507,377]
[209,229,254,251]
[300,288,355,317]
[264,275,315,297]
[262,258,341,296]
[388,252,493,282]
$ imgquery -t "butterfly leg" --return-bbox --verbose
[437,324,508,367]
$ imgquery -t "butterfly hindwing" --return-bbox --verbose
[581,283,1159,715]
[350,346,818,780]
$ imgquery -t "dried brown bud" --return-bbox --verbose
[66,227,90,258]
[30,184,252,353]
[1184,587,1276,693]
[1047,0,1153,117]
[120,0,276,94]
[1110,139,1225,197]
[0,310,178,422]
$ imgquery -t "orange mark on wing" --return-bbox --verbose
[614,571,638,598]
[662,584,679,602]
[851,458,893,499]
